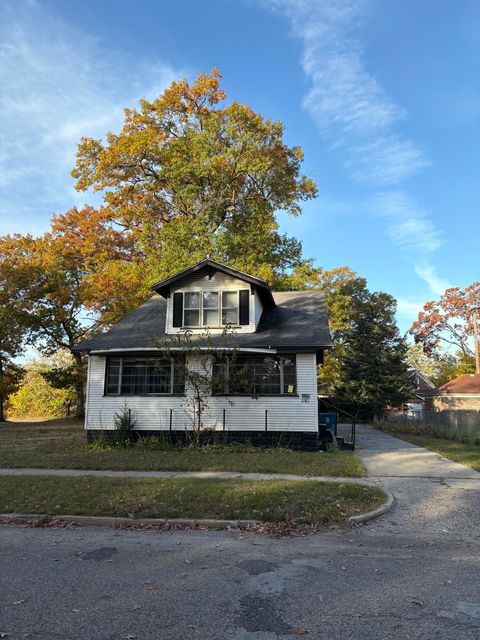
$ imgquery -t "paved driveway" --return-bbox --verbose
[355,425,480,541]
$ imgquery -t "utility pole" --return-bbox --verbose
[473,310,480,375]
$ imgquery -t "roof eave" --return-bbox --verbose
[75,342,333,355]
[150,259,276,309]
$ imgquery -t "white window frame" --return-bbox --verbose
[180,290,240,328]
[202,291,220,327]
[183,292,201,327]
[221,290,239,326]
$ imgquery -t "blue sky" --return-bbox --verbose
[0,0,479,334]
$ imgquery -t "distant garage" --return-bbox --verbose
[425,373,480,432]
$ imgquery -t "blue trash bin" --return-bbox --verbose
[318,412,337,436]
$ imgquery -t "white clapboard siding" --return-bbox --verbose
[85,353,318,433]
[166,271,261,334]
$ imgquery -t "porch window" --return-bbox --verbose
[212,354,296,395]
[105,356,185,396]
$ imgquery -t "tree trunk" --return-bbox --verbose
[195,394,201,447]
[0,356,4,423]
[72,351,85,419]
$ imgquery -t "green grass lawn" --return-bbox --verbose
[0,419,364,477]
[393,433,480,473]
[0,475,384,525]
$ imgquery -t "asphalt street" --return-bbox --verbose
[1,427,479,640]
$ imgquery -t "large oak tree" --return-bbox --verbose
[71,69,317,319]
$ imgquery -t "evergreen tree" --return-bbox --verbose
[332,287,413,420]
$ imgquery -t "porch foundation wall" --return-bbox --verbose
[85,429,320,451]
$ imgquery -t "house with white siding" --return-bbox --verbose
[75,259,332,450]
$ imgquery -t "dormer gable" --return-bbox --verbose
[151,259,275,335]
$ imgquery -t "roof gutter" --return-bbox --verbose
[88,347,279,355]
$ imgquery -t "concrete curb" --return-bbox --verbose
[0,468,395,530]
[0,513,258,530]
[0,485,394,531]
[348,488,395,526]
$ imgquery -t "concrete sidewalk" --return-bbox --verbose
[0,466,372,485]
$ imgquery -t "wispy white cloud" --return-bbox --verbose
[370,191,450,294]
[267,0,429,186]
[414,265,451,297]
[371,191,442,255]
[347,136,427,186]
[264,0,447,297]
[0,1,181,235]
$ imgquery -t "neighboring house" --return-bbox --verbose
[405,368,436,418]
[75,259,332,450]
[425,374,480,414]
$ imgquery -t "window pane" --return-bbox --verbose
[282,355,296,394]
[106,359,120,394]
[222,291,237,308]
[283,377,296,394]
[184,292,200,308]
[184,309,200,326]
[255,357,280,395]
[212,361,228,394]
[173,356,186,394]
[203,308,219,326]
[148,360,171,394]
[222,309,238,324]
[121,360,147,395]
[203,291,218,309]
[229,356,255,394]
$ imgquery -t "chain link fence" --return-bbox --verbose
[380,408,480,443]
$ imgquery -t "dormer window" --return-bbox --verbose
[173,289,250,328]
[184,292,200,326]
[221,291,238,324]
[203,291,219,325]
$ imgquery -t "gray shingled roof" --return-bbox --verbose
[74,291,332,353]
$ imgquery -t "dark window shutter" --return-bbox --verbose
[239,289,250,325]
[173,293,183,327]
